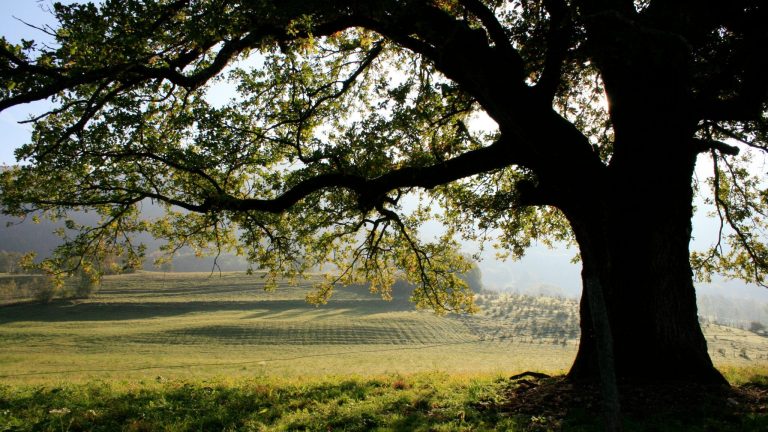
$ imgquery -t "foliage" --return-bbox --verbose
[30,275,57,303]
[0,271,102,303]
[0,1,767,326]
[70,268,100,298]
[0,275,55,303]
[0,274,58,303]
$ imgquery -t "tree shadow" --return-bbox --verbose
[0,298,413,324]
[2,378,514,431]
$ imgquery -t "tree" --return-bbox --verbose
[1,0,767,387]
[0,250,24,273]
[458,259,484,293]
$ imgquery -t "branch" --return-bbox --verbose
[690,138,740,156]
[534,0,573,102]
[457,0,518,61]
[375,203,448,311]
[708,122,768,153]
[18,133,519,218]
[695,149,727,271]
[710,150,768,287]
[0,11,357,113]
[288,40,385,164]
[696,98,767,122]
[211,136,518,214]
[362,1,525,98]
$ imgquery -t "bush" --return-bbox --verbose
[70,271,100,298]
[749,321,766,334]
[0,278,19,301]
[0,275,57,302]
[31,276,57,303]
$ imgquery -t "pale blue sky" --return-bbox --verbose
[1,1,77,165]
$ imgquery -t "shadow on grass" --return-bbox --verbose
[0,298,413,324]
[97,284,274,297]
[0,378,520,432]
[6,377,764,431]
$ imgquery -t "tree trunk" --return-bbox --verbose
[566,139,728,386]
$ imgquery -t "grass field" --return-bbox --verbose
[0,271,766,385]
[0,272,576,385]
[3,372,764,432]
[1,271,767,430]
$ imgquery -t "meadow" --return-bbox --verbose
[0,272,582,385]
[1,272,767,430]
[1,272,765,385]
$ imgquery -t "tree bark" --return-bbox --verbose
[583,275,622,430]
[566,141,728,386]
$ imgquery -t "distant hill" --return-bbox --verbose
[0,212,88,257]
[0,204,250,272]
[698,294,768,329]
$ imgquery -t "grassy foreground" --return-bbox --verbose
[1,272,766,430]
[1,371,767,431]
[2,373,512,432]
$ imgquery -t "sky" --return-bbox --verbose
[0,1,73,164]
[1,1,767,302]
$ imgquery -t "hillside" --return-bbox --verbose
[0,209,250,272]
[0,272,569,384]
[1,272,765,385]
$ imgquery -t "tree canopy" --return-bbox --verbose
[1,0,767,319]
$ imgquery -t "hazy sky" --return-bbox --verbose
[1,1,767,302]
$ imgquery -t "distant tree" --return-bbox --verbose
[749,321,765,334]
[458,258,484,293]
[2,0,768,391]
[0,250,23,273]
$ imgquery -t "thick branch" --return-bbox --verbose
[3,1,602,219]
[207,136,519,214]
[696,98,767,122]
[534,0,573,102]
[457,0,524,74]
[690,138,740,156]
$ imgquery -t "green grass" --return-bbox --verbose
[1,272,763,385]
[0,373,526,432]
[2,372,767,431]
[0,272,575,384]
[1,271,767,430]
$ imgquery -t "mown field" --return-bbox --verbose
[0,272,573,385]
[0,271,766,385]
[1,271,767,431]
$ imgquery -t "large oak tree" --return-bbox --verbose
[1,0,767,386]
